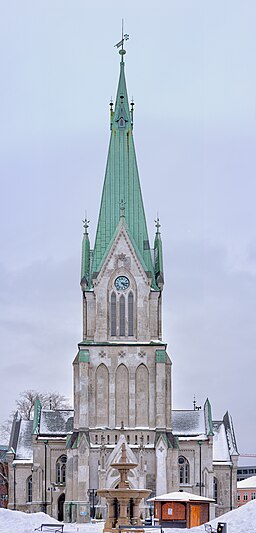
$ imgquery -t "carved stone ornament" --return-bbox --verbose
[99,350,106,358]
[119,350,126,358]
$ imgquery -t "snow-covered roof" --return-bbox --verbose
[39,410,73,435]
[212,422,230,463]
[15,421,33,461]
[172,410,206,436]
[148,491,215,502]
[237,476,256,489]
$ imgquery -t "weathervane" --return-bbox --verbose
[115,19,129,59]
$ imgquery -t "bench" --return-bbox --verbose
[118,525,163,533]
[34,524,64,533]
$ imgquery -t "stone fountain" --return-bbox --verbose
[97,443,151,532]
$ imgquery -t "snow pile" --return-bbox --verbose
[0,509,60,533]
[165,498,256,532]
[1,501,256,533]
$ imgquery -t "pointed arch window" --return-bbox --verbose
[111,292,117,336]
[119,295,125,336]
[214,477,218,503]
[178,456,189,484]
[27,475,32,502]
[119,117,125,128]
[56,455,67,484]
[128,291,134,336]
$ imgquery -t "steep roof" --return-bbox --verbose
[15,420,33,461]
[172,409,206,437]
[39,410,73,436]
[90,53,156,286]
[238,476,256,489]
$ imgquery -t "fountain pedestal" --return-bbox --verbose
[97,444,151,532]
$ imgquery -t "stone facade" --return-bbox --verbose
[7,47,239,522]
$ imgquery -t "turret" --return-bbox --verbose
[154,217,164,290]
[80,218,91,291]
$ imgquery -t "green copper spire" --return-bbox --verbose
[154,217,164,290]
[91,47,156,287]
[81,218,91,290]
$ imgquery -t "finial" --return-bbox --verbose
[82,217,90,235]
[155,216,161,234]
[120,199,126,219]
[114,20,129,61]
[193,395,196,411]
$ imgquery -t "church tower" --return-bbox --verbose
[65,40,177,522]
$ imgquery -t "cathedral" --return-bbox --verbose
[7,42,238,523]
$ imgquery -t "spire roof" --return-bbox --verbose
[91,54,156,286]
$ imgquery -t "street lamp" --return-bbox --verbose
[88,489,97,518]
[43,440,48,514]
[13,463,16,511]
[47,484,57,516]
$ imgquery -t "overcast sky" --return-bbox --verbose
[0,1,255,454]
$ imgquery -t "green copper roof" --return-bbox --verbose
[81,218,91,289]
[91,57,156,285]
[154,218,164,289]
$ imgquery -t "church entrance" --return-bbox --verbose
[58,493,65,521]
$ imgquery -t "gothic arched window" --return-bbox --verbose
[111,292,117,336]
[214,477,218,503]
[56,455,67,484]
[27,475,32,502]
[119,295,125,336]
[178,456,189,484]
[128,291,134,336]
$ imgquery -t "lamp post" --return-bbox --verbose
[197,440,203,496]
[47,484,57,517]
[13,463,16,511]
[230,462,233,511]
[43,440,48,514]
[88,489,97,518]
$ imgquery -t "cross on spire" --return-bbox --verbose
[82,217,90,235]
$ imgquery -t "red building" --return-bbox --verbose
[237,476,256,507]
[0,445,8,508]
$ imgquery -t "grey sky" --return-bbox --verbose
[0,1,255,453]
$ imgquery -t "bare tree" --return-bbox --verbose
[15,389,71,420]
[0,390,71,444]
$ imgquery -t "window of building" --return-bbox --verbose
[109,286,135,338]
[128,292,134,336]
[56,455,67,484]
[95,434,98,444]
[135,435,138,445]
[214,477,218,503]
[107,435,110,444]
[237,492,240,501]
[178,456,189,484]
[111,292,117,336]
[127,435,130,444]
[27,475,32,503]
[147,435,150,445]
[251,492,256,500]
[119,295,125,336]
[243,492,248,501]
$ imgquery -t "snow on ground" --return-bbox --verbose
[1,500,256,533]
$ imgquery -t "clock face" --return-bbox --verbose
[114,276,130,291]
